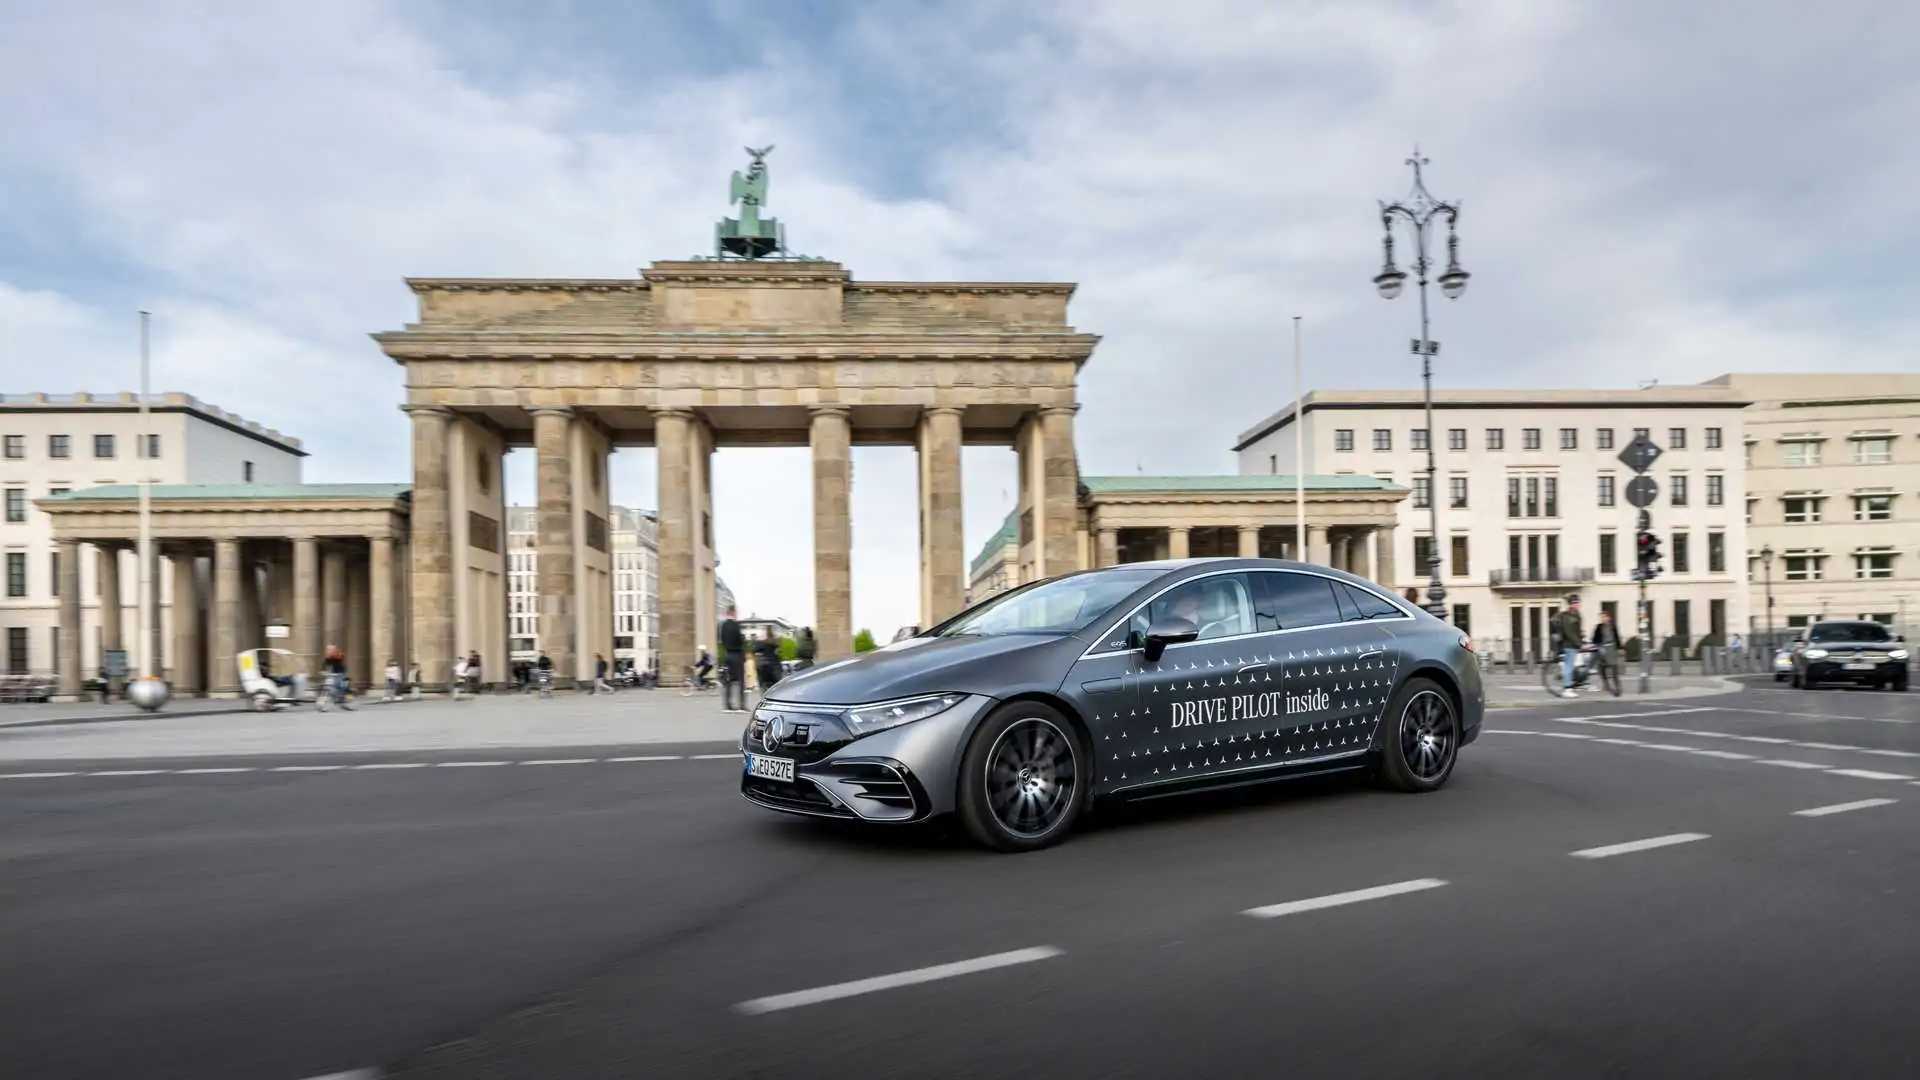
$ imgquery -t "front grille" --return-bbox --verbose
[750,705,851,765]
[743,774,853,817]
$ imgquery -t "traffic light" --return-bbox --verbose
[1635,529,1663,580]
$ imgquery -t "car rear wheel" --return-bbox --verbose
[1378,677,1459,793]
[957,702,1085,852]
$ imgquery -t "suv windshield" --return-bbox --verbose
[938,569,1159,637]
[1808,622,1892,644]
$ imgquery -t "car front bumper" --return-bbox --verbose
[739,694,994,824]
[1803,659,1905,684]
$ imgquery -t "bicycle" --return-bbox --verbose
[680,664,716,696]
[1542,644,1620,698]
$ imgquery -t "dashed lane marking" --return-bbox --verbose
[0,771,79,779]
[690,753,741,760]
[88,769,167,776]
[734,946,1066,1016]
[0,755,733,780]
[518,758,597,766]
[176,767,254,774]
[607,755,685,762]
[434,760,509,768]
[350,762,429,770]
[1570,833,1711,859]
[272,764,344,772]
[1825,768,1912,782]
[1243,878,1449,920]
[1550,716,1920,759]
[1490,731,1918,785]
[1756,760,1829,770]
[1794,798,1898,818]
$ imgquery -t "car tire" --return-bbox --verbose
[1773,674,1787,683]
[250,690,276,713]
[1893,672,1909,693]
[1377,676,1459,793]
[956,701,1087,853]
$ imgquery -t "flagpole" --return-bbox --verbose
[1293,316,1305,560]
[138,311,153,676]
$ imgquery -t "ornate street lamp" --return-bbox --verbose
[1375,149,1468,620]
[1759,544,1775,652]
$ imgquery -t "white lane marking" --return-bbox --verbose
[1571,833,1711,859]
[1825,768,1912,782]
[351,763,429,770]
[733,946,1066,1016]
[1689,749,1755,760]
[297,1069,382,1080]
[1756,759,1829,770]
[1554,717,1919,758]
[1635,743,1697,753]
[518,758,597,766]
[1243,878,1449,920]
[89,769,168,776]
[434,760,508,768]
[1538,731,1593,740]
[607,755,685,762]
[690,753,741,760]
[1794,798,1898,818]
[176,767,254,774]
[272,764,345,772]
[1716,705,1915,724]
[1,771,79,779]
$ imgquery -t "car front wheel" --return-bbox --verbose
[957,701,1086,852]
[1378,677,1459,793]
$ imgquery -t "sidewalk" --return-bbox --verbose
[0,690,749,762]
[0,699,251,729]
[1485,673,1740,708]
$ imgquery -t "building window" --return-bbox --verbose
[1,435,22,459]
[1335,429,1354,452]
[1853,494,1894,521]
[1372,429,1392,451]
[1543,476,1558,518]
[1669,474,1688,507]
[1448,476,1468,509]
[6,626,25,673]
[1673,599,1692,646]
[1413,535,1438,575]
[1486,428,1505,450]
[1855,551,1896,580]
[1668,427,1687,449]
[1507,477,1521,518]
[1671,531,1690,574]
[1782,496,1823,524]
[1745,497,1756,525]
[1634,427,1649,438]
[1851,436,1893,464]
[1599,533,1617,575]
[5,552,24,597]
[1522,428,1542,450]
[1,487,27,523]
[1705,427,1722,449]
[1524,476,1540,517]
[1452,604,1471,633]
[1596,428,1615,450]
[1708,531,1726,574]
[244,460,255,482]
[1559,427,1577,450]
[1411,476,1431,508]
[137,433,160,458]
[48,434,70,459]
[50,550,59,596]
[1450,535,1470,577]
[1410,429,1428,451]
[1597,475,1616,508]
[93,434,115,459]
[1705,474,1723,506]
[1781,439,1821,467]
[1447,428,1466,451]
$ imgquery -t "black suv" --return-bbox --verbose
[1789,620,1909,691]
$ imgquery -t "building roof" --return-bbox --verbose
[0,392,306,454]
[1081,474,1404,494]
[970,508,1021,575]
[1232,385,1751,451]
[48,483,409,502]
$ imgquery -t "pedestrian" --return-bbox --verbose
[383,657,401,702]
[466,650,483,696]
[753,633,782,700]
[409,659,422,700]
[452,653,469,700]
[536,650,553,698]
[719,607,747,712]
[1729,632,1745,656]
[593,653,613,694]
[1554,596,1584,699]
[796,626,817,670]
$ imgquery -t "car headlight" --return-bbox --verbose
[1889,649,1909,661]
[844,693,965,738]
[1803,648,1828,659]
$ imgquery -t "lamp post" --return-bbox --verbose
[1373,149,1469,620]
[1759,544,1775,654]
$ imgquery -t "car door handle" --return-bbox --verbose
[1081,676,1123,696]
[1357,650,1385,660]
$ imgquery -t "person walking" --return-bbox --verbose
[451,653,469,700]
[795,626,817,670]
[719,607,747,713]
[1554,597,1584,699]
[535,650,553,699]
[383,657,401,702]
[593,653,613,694]
[466,650,483,697]
[752,633,782,701]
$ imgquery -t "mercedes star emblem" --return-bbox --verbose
[762,715,785,753]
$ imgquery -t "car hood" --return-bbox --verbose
[765,633,1070,706]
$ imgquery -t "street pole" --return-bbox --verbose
[1292,316,1305,560]
[137,311,154,678]
[1638,508,1652,694]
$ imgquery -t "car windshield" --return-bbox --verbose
[1808,623,1891,644]
[937,569,1159,637]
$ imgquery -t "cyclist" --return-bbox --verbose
[1553,596,1583,700]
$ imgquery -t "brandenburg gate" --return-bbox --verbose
[374,254,1098,687]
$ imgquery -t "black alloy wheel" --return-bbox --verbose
[958,702,1084,852]
[1378,676,1459,792]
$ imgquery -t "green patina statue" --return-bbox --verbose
[716,144,787,259]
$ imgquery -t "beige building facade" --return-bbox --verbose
[374,259,1097,687]
[1713,372,1920,640]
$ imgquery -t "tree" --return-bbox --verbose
[853,628,877,653]
[776,635,798,661]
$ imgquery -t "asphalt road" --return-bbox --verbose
[3,683,1917,1079]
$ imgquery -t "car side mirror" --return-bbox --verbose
[1142,616,1198,662]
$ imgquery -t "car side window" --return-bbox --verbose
[1256,572,1344,630]
[1340,582,1400,620]
[1130,574,1256,643]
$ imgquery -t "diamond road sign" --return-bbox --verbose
[1626,474,1659,509]
[1617,433,1663,473]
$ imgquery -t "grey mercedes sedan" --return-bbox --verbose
[740,558,1484,851]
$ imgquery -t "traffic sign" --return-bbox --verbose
[1626,475,1659,508]
[1617,433,1662,473]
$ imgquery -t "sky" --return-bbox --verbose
[4,1,1916,636]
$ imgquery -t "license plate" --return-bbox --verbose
[1845,661,1875,671]
[745,754,796,782]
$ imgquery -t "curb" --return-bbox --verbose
[0,705,253,731]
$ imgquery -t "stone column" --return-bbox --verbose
[293,536,320,677]
[55,539,82,698]
[918,406,965,623]
[1238,525,1260,559]
[209,538,241,696]
[654,408,695,685]
[1352,527,1376,581]
[347,553,370,688]
[97,545,123,656]
[1039,406,1079,576]
[1307,525,1331,567]
[323,544,348,659]
[530,406,578,686]
[171,549,202,694]
[1096,528,1120,568]
[238,545,263,651]
[1168,526,1190,560]
[405,405,454,688]
[1374,524,1397,591]
[811,405,853,660]
[370,535,395,682]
